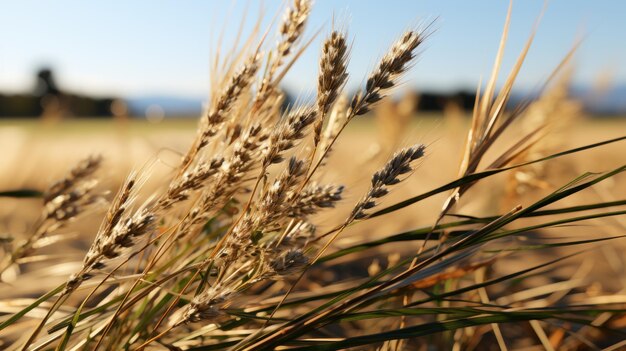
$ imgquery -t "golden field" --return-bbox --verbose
[1,115,624,284]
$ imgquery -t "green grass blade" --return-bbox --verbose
[0,283,65,331]
[371,136,625,217]
[0,189,43,198]
[286,313,554,351]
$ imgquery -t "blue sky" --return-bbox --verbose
[0,1,625,99]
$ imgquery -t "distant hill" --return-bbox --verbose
[123,85,626,118]
[126,85,626,117]
[126,95,205,117]
[571,84,626,115]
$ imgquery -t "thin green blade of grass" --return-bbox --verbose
[321,201,625,263]
[0,283,65,331]
[282,313,568,351]
[371,136,625,218]
[0,189,43,198]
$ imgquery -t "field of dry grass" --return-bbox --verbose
[1,115,624,296]
[1,0,626,349]
[1,115,624,224]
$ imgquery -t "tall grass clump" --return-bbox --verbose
[1,1,625,350]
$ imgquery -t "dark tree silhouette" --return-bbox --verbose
[35,68,61,97]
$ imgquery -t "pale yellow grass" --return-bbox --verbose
[0,115,624,289]
[1,115,623,223]
[0,116,621,218]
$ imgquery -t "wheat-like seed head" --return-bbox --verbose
[317,31,349,113]
[229,158,307,243]
[351,144,425,220]
[252,0,311,114]
[277,0,312,61]
[313,31,350,146]
[43,179,101,223]
[101,176,135,238]
[257,157,307,222]
[350,30,423,117]
[196,54,261,151]
[288,183,344,218]
[85,208,155,263]
[159,157,224,209]
[8,156,104,270]
[169,283,234,327]
[63,176,139,292]
[265,248,309,279]
[43,155,102,203]
[42,157,104,226]
[66,206,155,293]
[263,106,316,167]
[184,124,268,229]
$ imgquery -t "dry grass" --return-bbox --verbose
[1,1,625,350]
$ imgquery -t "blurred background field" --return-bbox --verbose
[2,111,625,324]
[1,112,623,247]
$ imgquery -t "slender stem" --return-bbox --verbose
[22,292,70,351]
[240,208,521,350]
[256,221,350,338]
[93,217,188,350]
[133,325,175,351]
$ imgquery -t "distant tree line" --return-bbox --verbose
[0,68,121,118]
[0,68,477,118]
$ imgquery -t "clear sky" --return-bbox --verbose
[1,0,625,99]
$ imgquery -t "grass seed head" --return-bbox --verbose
[263,106,316,167]
[350,30,424,117]
[288,183,344,218]
[351,144,425,220]
[43,155,103,203]
[278,0,312,59]
[314,31,350,145]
